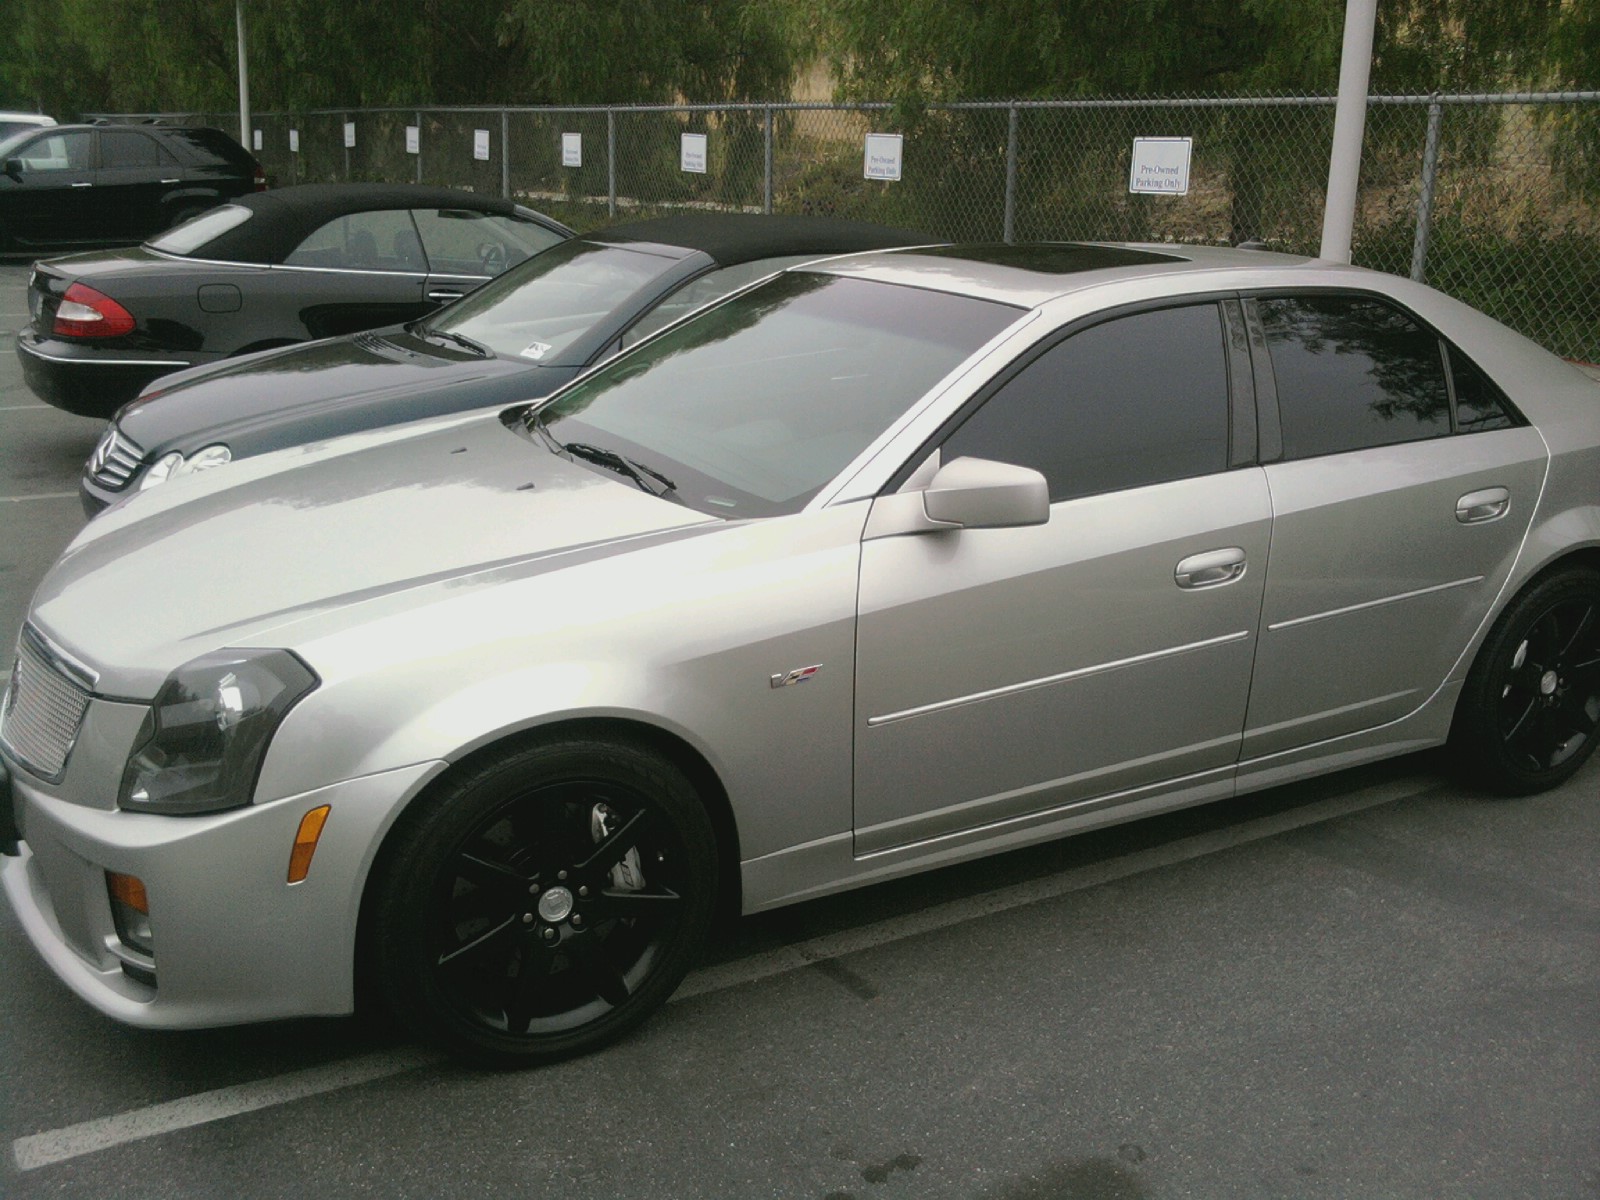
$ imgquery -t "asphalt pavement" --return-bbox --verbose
[0,262,1596,1199]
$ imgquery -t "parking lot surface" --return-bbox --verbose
[0,261,1596,1198]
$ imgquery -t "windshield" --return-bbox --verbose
[529,271,1023,517]
[146,204,253,255]
[0,128,43,159]
[426,239,679,362]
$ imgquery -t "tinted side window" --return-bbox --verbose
[941,304,1231,503]
[1449,346,1516,432]
[17,131,91,172]
[1259,295,1450,458]
[284,210,422,271]
[411,209,565,277]
[100,130,162,169]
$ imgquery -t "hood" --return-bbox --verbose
[31,413,716,697]
[117,331,563,458]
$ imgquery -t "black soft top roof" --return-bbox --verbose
[586,213,932,265]
[185,183,536,264]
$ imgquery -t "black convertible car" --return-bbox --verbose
[80,214,930,514]
[19,183,573,417]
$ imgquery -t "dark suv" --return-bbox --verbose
[0,123,264,254]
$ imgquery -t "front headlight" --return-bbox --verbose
[139,443,232,491]
[119,649,319,815]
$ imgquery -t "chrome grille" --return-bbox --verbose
[0,628,95,780]
[87,424,146,490]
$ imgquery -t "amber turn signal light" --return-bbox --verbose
[105,871,149,913]
[287,805,331,883]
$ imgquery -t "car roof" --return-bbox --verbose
[0,112,54,123]
[185,183,538,265]
[583,213,932,266]
[806,241,1325,306]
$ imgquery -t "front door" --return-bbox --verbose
[853,300,1269,854]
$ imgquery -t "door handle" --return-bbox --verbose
[426,290,464,303]
[1456,487,1509,524]
[1175,548,1247,589]
[70,181,93,188]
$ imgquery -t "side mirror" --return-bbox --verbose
[864,456,1050,540]
[923,456,1050,528]
[2,159,23,181]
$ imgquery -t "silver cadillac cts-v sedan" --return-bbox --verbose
[3,243,1598,1065]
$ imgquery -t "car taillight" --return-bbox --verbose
[253,164,268,191]
[53,283,137,339]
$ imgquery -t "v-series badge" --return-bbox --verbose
[769,664,821,688]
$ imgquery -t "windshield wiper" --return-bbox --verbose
[407,322,492,358]
[562,441,678,498]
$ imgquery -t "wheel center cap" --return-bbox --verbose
[1539,669,1560,696]
[537,886,575,923]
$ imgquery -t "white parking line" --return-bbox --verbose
[10,770,1432,1171]
[1,492,78,503]
[12,1048,441,1171]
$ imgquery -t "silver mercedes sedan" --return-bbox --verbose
[3,243,1598,1065]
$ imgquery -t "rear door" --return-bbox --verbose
[93,128,174,241]
[1241,292,1546,758]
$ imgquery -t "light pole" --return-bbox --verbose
[1320,0,1378,263]
[236,0,251,150]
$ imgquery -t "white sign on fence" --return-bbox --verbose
[473,129,491,161]
[406,126,420,155]
[344,122,356,149]
[863,133,904,181]
[562,132,582,168]
[680,132,708,174]
[1128,137,1193,195]
[288,129,299,153]
[252,129,262,151]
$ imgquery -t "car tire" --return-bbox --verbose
[1450,566,1600,795]
[368,737,718,1066]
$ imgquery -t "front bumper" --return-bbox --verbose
[17,332,197,419]
[1,758,441,1029]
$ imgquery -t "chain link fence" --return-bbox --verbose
[89,93,1599,361]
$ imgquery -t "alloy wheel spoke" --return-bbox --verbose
[576,807,652,876]
[572,936,631,1009]
[586,886,682,920]
[503,942,551,1035]
[455,850,531,900]
[437,913,519,970]
[1501,693,1539,743]
[1554,603,1595,661]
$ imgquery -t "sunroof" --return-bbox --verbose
[910,243,1188,272]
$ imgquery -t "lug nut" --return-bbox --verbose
[528,883,539,895]
[542,927,557,942]
[557,870,568,881]
[570,914,584,929]
[522,913,534,924]
[578,886,589,897]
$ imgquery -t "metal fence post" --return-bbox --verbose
[1004,103,1019,243]
[415,110,423,184]
[1410,97,1444,283]
[764,106,774,214]
[501,109,511,199]
[607,109,617,218]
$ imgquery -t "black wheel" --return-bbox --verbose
[368,738,717,1065]
[1451,568,1600,794]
